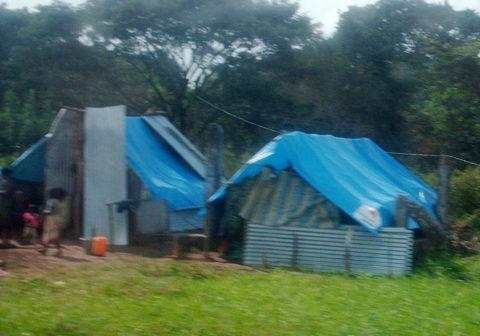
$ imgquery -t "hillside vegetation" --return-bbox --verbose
[1,0,480,240]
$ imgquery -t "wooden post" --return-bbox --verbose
[395,195,409,228]
[172,235,179,258]
[73,110,84,239]
[345,229,354,275]
[205,123,224,200]
[262,250,268,268]
[292,233,298,270]
[204,123,224,251]
[107,203,115,252]
[436,155,451,227]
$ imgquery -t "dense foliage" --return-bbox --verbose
[1,0,480,220]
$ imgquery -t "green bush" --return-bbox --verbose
[449,167,480,223]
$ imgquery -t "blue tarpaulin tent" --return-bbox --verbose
[209,132,438,233]
[11,117,205,210]
[126,117,205,209]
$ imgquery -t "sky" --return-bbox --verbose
[3,0,480,37]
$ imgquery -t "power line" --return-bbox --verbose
[195,94,480,168]
[195,95,280,134]
[388,152,480,168]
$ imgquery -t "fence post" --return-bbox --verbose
[345,229,354,275]
[205,123,224,251]
[292,233,298,270]
[436,155,451,227]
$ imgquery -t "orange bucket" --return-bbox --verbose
[92,236,108,256]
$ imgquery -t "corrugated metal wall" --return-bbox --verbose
[45,108,83,197]
[170,208,205,233]
[84,106,128,245]
[45,108,84,237]
[244,224,413,275]
[135,199,169,234]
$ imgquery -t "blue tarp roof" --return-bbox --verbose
[209,132,438,233]
[126,117,205,209]
[11,117,205,210]
[11,136,49,183]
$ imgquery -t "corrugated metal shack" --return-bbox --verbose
[208,132,440,275]
[244,225,412,275]
[11,106,207,245]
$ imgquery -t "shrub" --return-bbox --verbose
[449,167,480,223]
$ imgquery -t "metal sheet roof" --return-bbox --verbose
[142,115,206,179]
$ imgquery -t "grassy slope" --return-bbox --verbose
[1,258,480,336]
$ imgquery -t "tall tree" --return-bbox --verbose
[0,5,30,107]
[407,41,480,161]
[328,0,480,149]
[84,0,319,131]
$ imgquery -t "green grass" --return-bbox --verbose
[2,258,480,336]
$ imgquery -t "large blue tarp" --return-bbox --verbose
[12,118,205,210]
[126,117,205,209]
[209,132,438,232]
[11,136,48,183]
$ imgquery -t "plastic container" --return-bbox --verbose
[92,236,108,256]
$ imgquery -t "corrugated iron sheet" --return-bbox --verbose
[84,106,128,245]
[135,199,169,234]
[142,115,207,179]
[244,224,413,275]
[169,207,205,233]
[45,108,83,197]
[239,169,339,228]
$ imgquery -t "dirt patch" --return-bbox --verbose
[0,239,249,277]
[0,241,121,276]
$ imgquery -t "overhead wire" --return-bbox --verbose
[388,152,480,168]
[195,94,480,168]
[195,94,281,134]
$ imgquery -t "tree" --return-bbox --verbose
[84,0,319,131]
[0,5,30,107]
[407,41,480,161]
[328,0,480,149]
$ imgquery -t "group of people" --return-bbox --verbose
[0,168,71,257]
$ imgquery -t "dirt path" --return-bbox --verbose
[0,240,247,277]
[0,241,126,276]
